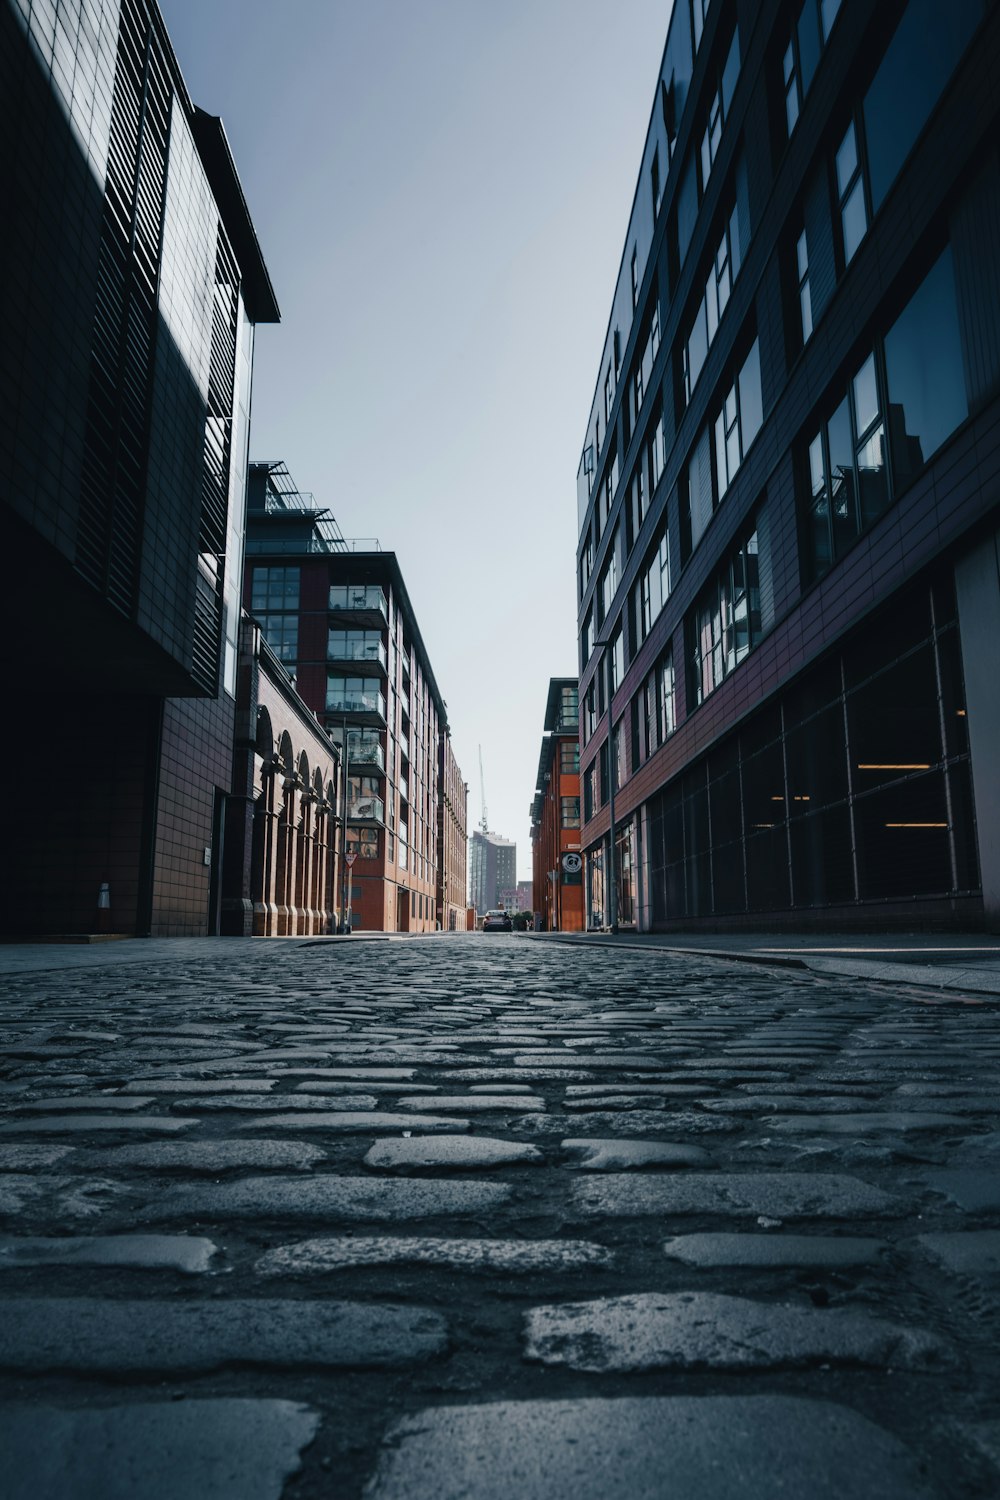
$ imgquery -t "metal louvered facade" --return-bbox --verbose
[0,0,279,938]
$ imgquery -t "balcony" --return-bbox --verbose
[348,740,386,772]
[329,586,387,623]
[328,637,387,671]
[348,796,385,824]
[326,689,387,722]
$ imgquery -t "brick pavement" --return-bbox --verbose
[1,934,999,1497]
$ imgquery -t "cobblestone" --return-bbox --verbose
[1,933,997,1496]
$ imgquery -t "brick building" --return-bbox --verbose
[0,0,278,936]
[576,0,1000,932]
[437,733,469,932]
[223,618,341,936]
[245,462,462,932]
[531,680,584,931]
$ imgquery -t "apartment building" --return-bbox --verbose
[245,462,461,932]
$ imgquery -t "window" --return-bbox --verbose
[559,684,579,729]
[604,365,614,422]
[631,288,661,426]
[630,247,639,308]
[692,0,710,53]
[580,534,593,597]
[796,228,812,343]
[632,463,648,539]
[610,628,625,693]
[584,682,597,744]
[651,146,661,219]
[635,528,671,647]
[884,247,968,491]
[783,37,800,135]
[714,339,763,499]
[835,120,867,267]
[863,0,980,212]
[560,740,580,774]
[582,608,594,670]
[257,614,298,664]
[781,0,838,141]
[584,758,598,821]
[700,29,740,192]
[683,161,749,405]
[659,652,677,741]
[691,528,762,705]
[346,831,379,860]
[803,350,889,583]
[600,526,621,621]
[611,718,625,792]
[561,796,581,829]
[251,566,299,612]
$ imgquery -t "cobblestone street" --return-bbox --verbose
[2,933,1000,1498]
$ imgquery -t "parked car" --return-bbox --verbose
[482,909,512,932]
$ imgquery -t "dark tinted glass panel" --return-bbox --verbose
[785,655,841,723]
[885,248,968,490]
[785,701,848,810]
[855,771,950,898]
[827,397,856,555]
[740,702,782,758]
[791,804,854,905]
[848,645,942,789]
[798,0,822,93]
[842,585,931,687]
[937,627,969,757]
[864,0,982,210]
[949,761,980,891]
[712,832,746,912]
[710,766,742,847]
[746,827,790,910]
[742,740,785,833]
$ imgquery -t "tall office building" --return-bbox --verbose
[0,0,278,935]
[577,0,999,932]
[468,830,516,916]
[245,462,462,932]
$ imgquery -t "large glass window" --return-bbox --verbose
[690,527,761,705]
[803,349,889,582]
[714,339,763,499]
[251,566,299,612]
[561,796,581,829]
[683,161,749,406]
[884,247,968,491]
[796,228,813,343]
[560,740,580,774]
[257,614,298,663]
[836,120,867,266]
[700,30,740,193]
[863,0,981,212]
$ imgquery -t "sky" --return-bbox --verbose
[160,0,671,880]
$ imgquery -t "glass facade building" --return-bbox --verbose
[0,0,278,935]
[576,0,1000,931]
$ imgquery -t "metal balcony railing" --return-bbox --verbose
[329,586,387,616]
[326,691,386,719]
[348,796,385,823]
[328,639,387,668]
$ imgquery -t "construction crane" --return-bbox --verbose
[478,745,488,835]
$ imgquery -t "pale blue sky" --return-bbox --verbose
[161,0,671,878]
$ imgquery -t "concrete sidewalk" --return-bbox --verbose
[534,929,1000,997]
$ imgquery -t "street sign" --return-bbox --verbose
[561,852,583,874]
[344,851,357,867]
